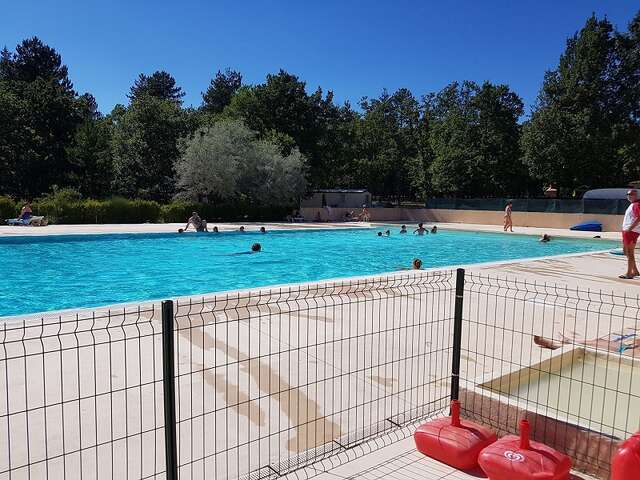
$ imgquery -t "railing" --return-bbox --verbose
[1,269,639,479]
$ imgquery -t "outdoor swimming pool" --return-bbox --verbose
[0,227,616,317]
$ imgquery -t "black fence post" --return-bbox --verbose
[162,300,178,480]
[450,268,465,401]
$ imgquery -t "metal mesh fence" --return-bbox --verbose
[170,271,456,480]
[459,272,640,478]
[2,268,640,479]
[0,306,166,480]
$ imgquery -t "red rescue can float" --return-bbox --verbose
[612,432,640,480]
[478,419,571,480]
[414,400,497,470]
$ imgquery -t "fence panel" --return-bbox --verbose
[459,273,640,478]
[0,306,166,480]
[170,271,456,480]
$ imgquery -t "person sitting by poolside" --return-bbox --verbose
[314,211,322,222]
[239,226,245,232]
[399,225,407,234]
[344,210,355,221]
[19,202,33,220]
[540,234,551,242]
[412,258,423,270]
[260,226,266,233]
[184,212,207,232]
[431,225,438,234]
[414,223,427,235]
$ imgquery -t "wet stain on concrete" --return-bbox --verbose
[177,321,344,453]
[368,376,398,388]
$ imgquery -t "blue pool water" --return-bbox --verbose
[0,227,615,317]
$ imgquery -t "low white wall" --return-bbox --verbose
[301,207,624,232]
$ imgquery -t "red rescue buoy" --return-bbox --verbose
[414,400,497,470]
[612,432,640,480]
[478,419,571,480]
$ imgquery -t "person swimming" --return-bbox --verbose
[385,230,390,236]
[229,243,262,255]
[377,232,383,237]
[239,226,245,232]
[260,226,266,233]
[540,234,551,242]
[212,226,219,233]
[399,225,407,234]
[414,223,427,235]
[412,258,423,269]
[431,225,437,234]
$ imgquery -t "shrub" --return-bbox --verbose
[0,196,18,221]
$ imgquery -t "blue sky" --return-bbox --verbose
[2,1,638,116]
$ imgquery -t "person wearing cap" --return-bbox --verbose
[620,189,640,279]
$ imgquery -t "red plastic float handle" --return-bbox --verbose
[450,400,461,427]
[519,419,531,450]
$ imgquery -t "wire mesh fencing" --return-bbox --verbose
[2,267,640,480]
[0,305,166,480]
[169,271,456,480]
[458,272,640,478]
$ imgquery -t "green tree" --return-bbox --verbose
[428,81,525,196]
[0,37,81,197]
[615,11,640,181]
[128,71,185,104]
[522,14,624,192]
[202,68,242,114]
[175,119,307,205]
[111,96,188,201]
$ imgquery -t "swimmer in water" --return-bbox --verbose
[414,223,427,235]
[400,225,407,234]
[412,258,423,269]
[431,225,437,234]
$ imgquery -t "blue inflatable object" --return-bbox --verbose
[570,221,602,232]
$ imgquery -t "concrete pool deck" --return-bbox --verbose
[0,221,631,479]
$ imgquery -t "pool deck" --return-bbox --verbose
[0,221,627,480]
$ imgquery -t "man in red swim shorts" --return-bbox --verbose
[620,189,640,279]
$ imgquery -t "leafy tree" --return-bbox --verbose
[175,119,307,205]
[353,88,428,200]
[615,12,640,181]
[128,71,185,104]
[111,96,188,201]
[0,37,81,197]
[428,81,525,196]
[66,115,113,198]
[202,68,242,114]
[223,70,358,189]
[522,15,624,192]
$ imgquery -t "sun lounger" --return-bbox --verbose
[5,216,48,226]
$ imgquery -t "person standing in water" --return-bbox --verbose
[414,223,427,235]
[504,201,513,232]
[399,225,407,234]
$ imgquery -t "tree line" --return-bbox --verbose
[1,10,639,207]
